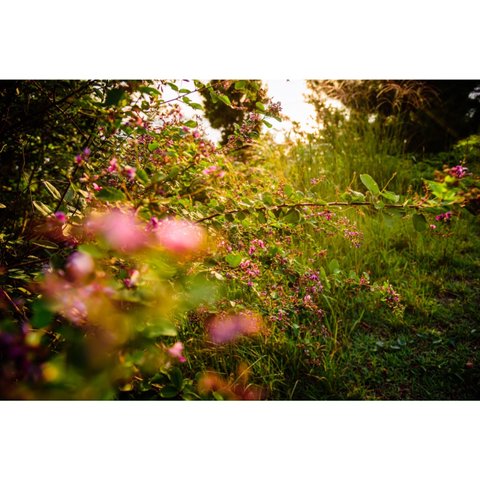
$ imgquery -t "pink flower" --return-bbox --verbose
[155,218,206,256]
[87,210,148,252]
[107,158,118,173]
[92,183,102,191]
[167,342,186,362]
[123,269,140,288]
[209,312,262,344]
[54,211,67,223]
[202,165,219,175]
[123,166,136,180]
[449,165,468,179]
[66,251,95,283]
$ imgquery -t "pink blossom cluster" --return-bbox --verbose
[150,217,206,257]
[239,259,260,277]
[86,210,149,252]
[435,211,453,223]
[74,147,91,165]
[248,239,266,255]
[41,251,114,325]
[202,165,225,178]
[449,165,468,179]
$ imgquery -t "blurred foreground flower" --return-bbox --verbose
[153,217,206,257]
[198,363,266,400]
[167,341,186,363]
[86,209,149,252]
[208,311,262,344]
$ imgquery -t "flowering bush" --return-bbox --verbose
[2,80,474,400]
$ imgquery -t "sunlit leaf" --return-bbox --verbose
[360,174,380,195]
[225,253,243,268]
[148,141,159,152]
[95,187,126,202]
[255,102,266,112]
[43,181,61,200]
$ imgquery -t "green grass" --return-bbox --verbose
[173,123,480,400]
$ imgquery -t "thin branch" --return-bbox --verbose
[196,201,420,224]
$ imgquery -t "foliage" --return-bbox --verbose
[1,80,479,400]
[198,80,280,149]
[306,80,480,153]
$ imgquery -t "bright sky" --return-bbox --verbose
[162,80,319,144]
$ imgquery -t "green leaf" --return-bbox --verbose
[412,213,427,232]
[167,82,179,91]
[225,253,243,268]
[31,300,54,328]
[138,86,160,96]
[43,181,61,200]
[189,103,203,110]
[218,94,232,106]
[160,385,180,399]
[282,208,301,224]
[32,240,59,249]
[348,190,366,202]
[32,201,52,216]
[104,88,125,106]
[136,168,149,185]
[283,184,294,197]
[425,180,447,199]
[380,191,400,203]
[234,80,246,90]
[184,120,197,128]
[328,259,341,275]
[360,174,380,195]
[255,102,266,112]
[148,141,159,152]
[168,367,184,390]
[262,119,273,128]
[95,187,126,202]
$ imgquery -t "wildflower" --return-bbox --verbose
[83,147,91,157]
[239,259,260,277]
[107,158,118,173]
[146,216,160,231]
[449,165,468,179]
[430,224,437,230]
[123,165,136,180]
[65,251,95,283]
[123,269,140,289]
[54,211,67,223]
[248,239,266,255]
[435,211,452,223]
[87,210,148,252]
[92,183,102,191]
[167,342,186,363]
[202,165,219,175]
[154,218,206,256]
